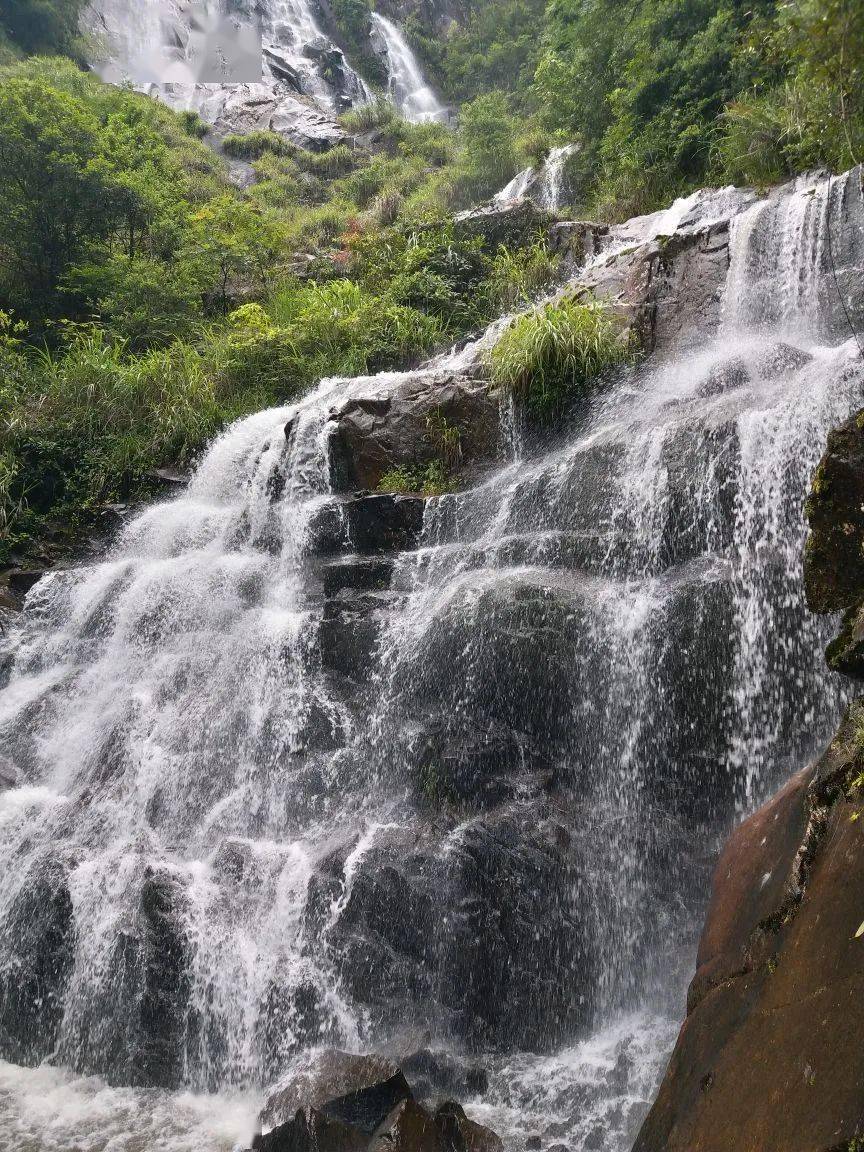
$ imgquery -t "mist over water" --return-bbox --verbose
[0,172,861,1149]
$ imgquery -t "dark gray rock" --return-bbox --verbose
[131,867,192,1087]
[453,200,551,249]
[549,221,610,274]
[262,1051,406,1128]
[306,805,593,1053]
[343,495,426,554]
[327,372,500,493]
[0,856,73,1065]
[6,568,48,595]
[576,223,734,354]
[400,1048,489,1102]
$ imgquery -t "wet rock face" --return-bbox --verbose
[0,857,73,1065]
[306,806,592,1053]
[634,703,864,1152]
[130,868,192,1088]
[805,408,864,674]
[327,372,501,493]
[805,409,864,613]
[577,222,734,354]
[453,200,551,250]
[548,221,610,275]
[636,408,864,1152]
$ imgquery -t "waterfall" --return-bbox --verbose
[370,12,447,124]
[494,145,579,211]
[85,0,370,117]
[1,173,862,1150]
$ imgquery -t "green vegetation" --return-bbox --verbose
[0,0,860,560]
[378,411,464,497]
[0,56,556,561]
[0,0,87,61]
[406,0,863,215]
[489,297,631,415]
[327,0,387,87]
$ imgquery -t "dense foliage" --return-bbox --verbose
[408,0,863,213]
[489,297,631,414]
[0,0,861,562]
[0,60,554,561]
[0,0,87,61]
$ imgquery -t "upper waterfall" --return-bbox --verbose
[370,12,447,124]
[1,171,862,1150]
[85,0,371,131]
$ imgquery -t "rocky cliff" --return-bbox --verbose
[634,402,864,1152]
[2,171,863,1151]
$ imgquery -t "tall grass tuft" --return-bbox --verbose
[489,297,631,416]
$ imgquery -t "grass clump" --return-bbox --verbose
[378,461,453,497]
[222,131,296,161]
[489,297,631,415]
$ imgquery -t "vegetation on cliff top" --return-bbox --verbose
[0,58,557,561]
[0,0,861,562]
[409,0,863,215]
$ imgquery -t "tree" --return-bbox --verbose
[0,0,87,58]
[0,78,118,314]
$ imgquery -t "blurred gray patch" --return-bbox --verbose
[86,0,264,86]
[183,2,262,83]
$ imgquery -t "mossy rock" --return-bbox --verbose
[804,408,864,614]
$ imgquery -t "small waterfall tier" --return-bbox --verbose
[1,170,863,1150]
[370,12,448,124]
[495,144,580,211]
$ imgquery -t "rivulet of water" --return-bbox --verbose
[370,12,447,124]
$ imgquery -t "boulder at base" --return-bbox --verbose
[634,702,864,1152]
[255,1052,502,1152]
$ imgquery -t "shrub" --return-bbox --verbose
[340,98,399,135]
[487,240,559,311]
[293,143,358,179]
[179,110,209,139]
[207,303,300,403]
[222,130,295,160]
[378,460,454,496]
[488,296,630,415]
[63,254,204,350]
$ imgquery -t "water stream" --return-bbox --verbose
[370,12,447,123]
[85,0,370,115]
[0,173,861,1150]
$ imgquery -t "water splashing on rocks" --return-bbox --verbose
[1,171,862,1149]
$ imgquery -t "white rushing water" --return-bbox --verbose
[86,0,370,116]
[494,144,580,211]
[370,12,447,123]
[0,172,862,1150]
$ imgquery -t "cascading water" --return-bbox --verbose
[494,145,579,211]
[370,12,447,124]
[86,0,370,120]
[0,172,862,1152]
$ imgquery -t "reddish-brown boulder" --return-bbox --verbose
[634,702,864,1152]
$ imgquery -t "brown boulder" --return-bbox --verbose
[253,1106,368,1152]
[434,1101,504,1152]
[327,372,500,493]
[634,701,864,1152]
[369,1098,441,1152]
